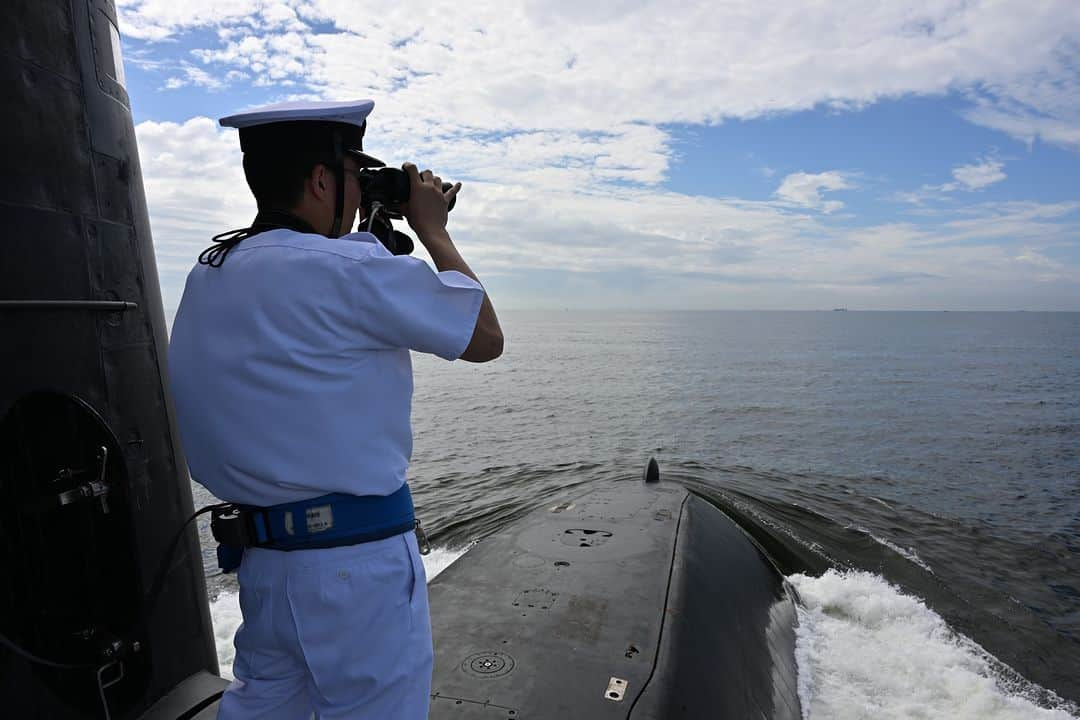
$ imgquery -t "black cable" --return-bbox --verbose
[140,503,229,630]
[97,661,124,720]
[0,631,124,720]
[2,495,226,720]
[0,629,96,670]
[1,620,123,720]
[2,502,225,671]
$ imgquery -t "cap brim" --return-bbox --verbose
[346,149,385,168]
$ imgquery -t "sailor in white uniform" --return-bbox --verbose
[167,99,503,719]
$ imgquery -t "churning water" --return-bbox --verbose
[192,310,1080,717]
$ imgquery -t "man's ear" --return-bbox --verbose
[309,163,331,202]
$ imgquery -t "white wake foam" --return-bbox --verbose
[209,544,472,680]
[790,569,1078,719]
[850,525,934,573]
[209,591,241,681]
[208,551,1077,718]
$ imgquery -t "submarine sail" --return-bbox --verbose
[1,1,224,717]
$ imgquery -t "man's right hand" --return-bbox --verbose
[401,162,461,241]
[398,162,502,363]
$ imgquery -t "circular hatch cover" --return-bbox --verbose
[461,651,516,679]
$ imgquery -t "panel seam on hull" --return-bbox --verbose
[624,491,689,716]
[0,53,82,86]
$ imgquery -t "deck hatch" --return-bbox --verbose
[461,651,516,679]
[560,528,613,548]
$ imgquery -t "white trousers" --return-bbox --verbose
[217,532,433,719]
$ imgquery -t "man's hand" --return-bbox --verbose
[398,162,502,362]
[401,162,461,241]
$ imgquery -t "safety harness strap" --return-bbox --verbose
[211,484,419,571]
[328,129,345,238]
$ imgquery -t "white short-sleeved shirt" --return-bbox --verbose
[168,228,485,506]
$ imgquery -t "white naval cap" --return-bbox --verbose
[218,99,384,167]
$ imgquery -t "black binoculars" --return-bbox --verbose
[358,167,457,213]
[356,167,457,256]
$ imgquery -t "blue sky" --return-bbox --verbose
[116,0,1080,314]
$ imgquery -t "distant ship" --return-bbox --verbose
[832,308,848,311]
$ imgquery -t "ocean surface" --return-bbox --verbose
[191,310,1080,718]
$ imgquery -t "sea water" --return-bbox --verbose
[193,310,1080,717]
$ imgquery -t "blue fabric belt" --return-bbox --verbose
[244,483,416,551]
[212,484,417,574]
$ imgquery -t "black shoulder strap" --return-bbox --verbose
[198,210,319,268]
[328,129,345,238]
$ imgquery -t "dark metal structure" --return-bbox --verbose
[428,478,802,719]
[2,1,225,717]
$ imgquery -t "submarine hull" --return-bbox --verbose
[2,1,223,717]
[428,480,802,719]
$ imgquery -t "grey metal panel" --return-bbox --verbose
[4,0,80,81]
[137,671,228,720]
[429,695,519,718]
[429,482,687,718]
[190,703,226,720]
[628,494,802,720]
[430,482,802,719]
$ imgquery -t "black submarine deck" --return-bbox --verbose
[428,478,802,719]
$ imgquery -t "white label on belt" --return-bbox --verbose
[284,511,295,535]
[306,505,334,533]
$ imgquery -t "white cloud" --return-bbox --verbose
[966,105,1080,150]
[135,119,1080,315]
[1016,246,1063,270]
[896,156,1007,203]
[944,158,1006,191]
[134,117,254,300]
[117,0,1080,154]
[963,58,1080,150]
[117,1,1080,310]
[117,0,307,41]
[163,63,228,90]
[775,172,853,213]
[192,31,320,85]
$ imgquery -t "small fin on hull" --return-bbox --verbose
[642,457,660,484]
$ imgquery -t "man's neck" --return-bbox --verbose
[288,203,331,237]
[253,209,319,236]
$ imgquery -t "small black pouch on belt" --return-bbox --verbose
[210,505,252,573]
